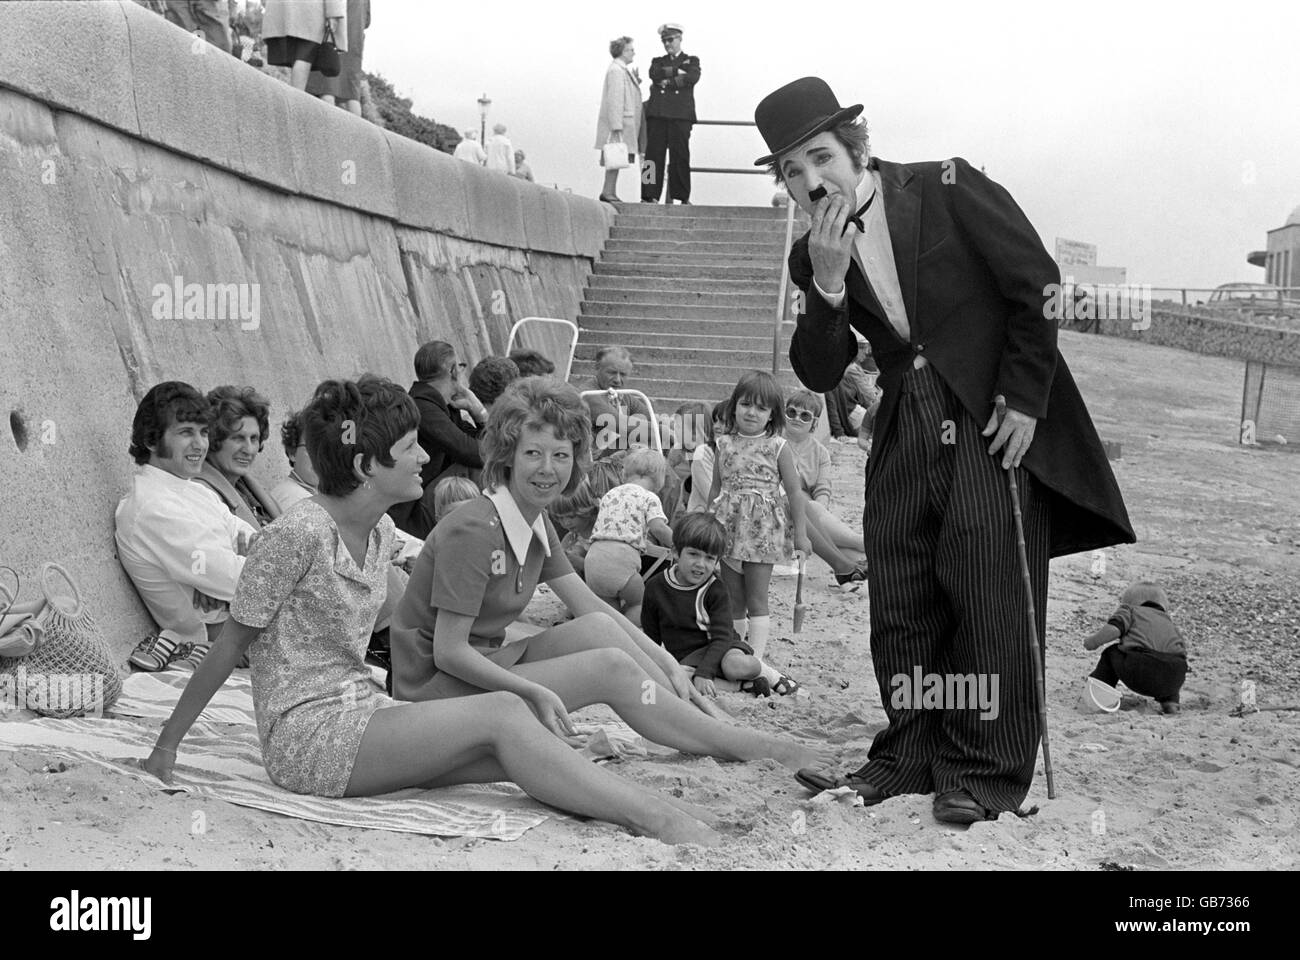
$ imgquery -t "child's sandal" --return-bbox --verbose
[772,675,800,696]
[739,678,772,698]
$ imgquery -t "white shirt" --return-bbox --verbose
[114,464,256,645]
[814,169,926,368]
[453,139,487,165]
[484,134,516,175]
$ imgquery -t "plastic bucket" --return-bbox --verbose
[1079,677,1121,714]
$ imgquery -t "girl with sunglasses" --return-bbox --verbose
[782,389,869,590]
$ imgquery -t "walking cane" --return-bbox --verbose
[994,398,1057,800]
[792,555,807,634]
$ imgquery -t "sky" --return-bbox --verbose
[363,0,1300,289]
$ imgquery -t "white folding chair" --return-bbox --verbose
[580,388,662,453]
[505,317,579,382]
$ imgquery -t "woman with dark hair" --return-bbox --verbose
[467,356,521,409]
[507,348,556,378]
[390,377,834,775]
[596,35,642,202]
[144,376,722,845]
[196,385,281,528]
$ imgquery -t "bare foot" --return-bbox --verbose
[655,813,723,846]
[661,792,722,828]
[634,802,723,846]
[770,739,837,773]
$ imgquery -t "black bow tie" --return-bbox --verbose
[845,190,875,235]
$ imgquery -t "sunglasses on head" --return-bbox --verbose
[785,407,815,423]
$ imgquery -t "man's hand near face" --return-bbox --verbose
[808,194,858,299]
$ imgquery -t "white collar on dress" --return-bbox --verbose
[486,487,551,565]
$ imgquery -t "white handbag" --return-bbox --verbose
[602,140,630,170]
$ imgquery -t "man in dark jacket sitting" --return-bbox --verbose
[389,340,487,538]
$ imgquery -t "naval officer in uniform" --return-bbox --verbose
[641,23,700,205]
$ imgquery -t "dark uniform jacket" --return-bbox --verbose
[644,51,700,122]
[789,156,1134,558]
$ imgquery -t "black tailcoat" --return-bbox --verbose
[789,157,1134,558]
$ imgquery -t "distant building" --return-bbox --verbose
[1260,206,1300,288]
[1055,238,1126,288]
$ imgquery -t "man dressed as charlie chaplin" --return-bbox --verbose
[755,78,1134,823]
[640,23,700,205]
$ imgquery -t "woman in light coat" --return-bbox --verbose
[595,36,642,202]
[263,0,348,92]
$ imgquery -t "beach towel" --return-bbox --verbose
[0,671,647,840]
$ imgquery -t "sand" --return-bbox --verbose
[2,330,1297,871]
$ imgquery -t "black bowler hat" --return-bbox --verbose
[753,77,863,166]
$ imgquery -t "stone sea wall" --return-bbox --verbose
[0,2,613,657]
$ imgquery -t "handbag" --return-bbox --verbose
[0,566,43,657]
[0,563,122,718]
[313,21,341,78]
[602,140,630,170]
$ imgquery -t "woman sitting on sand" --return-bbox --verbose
[389,377,832,775]
[142,375,722,845]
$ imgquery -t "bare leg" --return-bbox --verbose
[417,618,830,770]
[601,169,619,199]
[718,648,762,681]
[807,512,859,574]
[511,648,831,771]
[343,99,362,116]
[319,93,336,106]
[808,501,865,556]
[345,692,718,845]
[618,574,645,627]
[742,562,773,617]
[290,59,312,91]
[521,612,674,690]
[721,563,746,620]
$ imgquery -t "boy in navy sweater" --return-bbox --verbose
[642,513,798,698]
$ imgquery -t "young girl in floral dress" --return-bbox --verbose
[707,371,810,662]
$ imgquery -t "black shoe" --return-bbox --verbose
[833,565,867,591]
[933,789,999,824]
[739,677,771,697]
[795,769,890,804]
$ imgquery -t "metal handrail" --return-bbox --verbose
[687,119,764,176]
[772,199,796,374]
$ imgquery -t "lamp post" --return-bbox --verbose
[477,93,491,144]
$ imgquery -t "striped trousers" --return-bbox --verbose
[858,363,1049,812]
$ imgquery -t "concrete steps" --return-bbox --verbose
[582,287,775,308]
[590,262,778,281]
[574,202,802,419]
